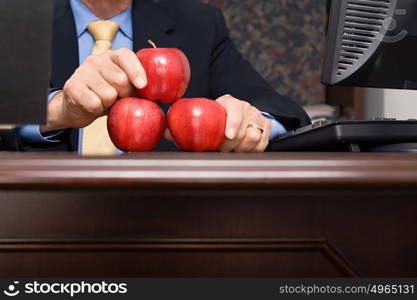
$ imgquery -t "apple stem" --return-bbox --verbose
[148,40,157,48]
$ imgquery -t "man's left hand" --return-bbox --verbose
[216,94,271,153]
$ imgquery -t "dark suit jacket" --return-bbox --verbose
[24,0,310,151]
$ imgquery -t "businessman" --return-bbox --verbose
[19,0,310,153]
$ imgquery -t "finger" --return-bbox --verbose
[109,48,147,90]
[222,104,263,152]
[233,110,265,152]
[255,137,270,153]
[218,99,255,152]
[98,60,134,98]
[219,139,236,153]
[254,117,271,153]
[82,54,134,97]
[84,71,118,111]
[218,97,244,140]
[66,81,104,118]
[219,117,249,152]
[233,127,263,153]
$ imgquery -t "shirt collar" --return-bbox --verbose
[69,0,133,40]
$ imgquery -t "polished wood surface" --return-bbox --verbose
[0,152,416,277]
[1,152,417,188]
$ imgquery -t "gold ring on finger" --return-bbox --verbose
[247,123,264,134]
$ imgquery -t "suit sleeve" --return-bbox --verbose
[208,8,311,130]
[17,89,74,151]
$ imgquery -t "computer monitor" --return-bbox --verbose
[0,0,52,150]
[322,0,417,90]
[0,0,52,125]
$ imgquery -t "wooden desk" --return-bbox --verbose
[0,152,416,277]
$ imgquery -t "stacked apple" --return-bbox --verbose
[107,41,226,152]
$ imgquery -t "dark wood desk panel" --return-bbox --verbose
[0,153,416,277]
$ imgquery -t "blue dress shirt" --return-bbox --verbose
[18,0,286,151]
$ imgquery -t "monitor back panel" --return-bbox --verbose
[0,0,52,125]
[322,0,417,90]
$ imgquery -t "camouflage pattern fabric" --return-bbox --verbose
[202,0,327,106]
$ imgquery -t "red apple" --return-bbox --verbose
[136,40,191,103]
[167,98,227,152]
[107,97,165,152]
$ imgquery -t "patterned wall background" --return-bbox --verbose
[202,0,327,106]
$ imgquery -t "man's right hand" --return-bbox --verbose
[41,48,147,133]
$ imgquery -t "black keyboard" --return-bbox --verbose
[268,119,417,152]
